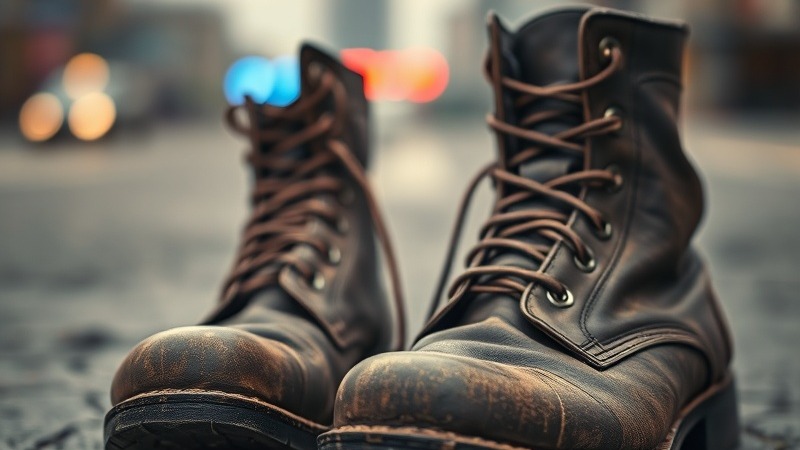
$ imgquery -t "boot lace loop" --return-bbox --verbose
[222,70,406,348]
[428,47,623,319]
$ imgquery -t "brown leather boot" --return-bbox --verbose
[320,7,738,450]
[103,44,405,450]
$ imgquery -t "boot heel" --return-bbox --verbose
[673,379,740,450]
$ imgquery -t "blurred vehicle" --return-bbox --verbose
[1,0,228,144]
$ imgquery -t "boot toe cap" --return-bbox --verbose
[334,351,623,449]
[110,326,304,408]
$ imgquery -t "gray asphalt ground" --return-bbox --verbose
[0,114,798,449]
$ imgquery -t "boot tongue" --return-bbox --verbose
[300,43,370,166]
[505,9,587,182]
[299,43,364,103]
[246,44,369,177]
[512,9,585,87]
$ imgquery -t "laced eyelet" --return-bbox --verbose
[599,36,621,62]
[328,246,342,264]
[336,217,350,233]
[605,163,624,193]
[604,105,624,132]
[311,271,326,290]
[547,287,574,308]
[604,105,623,120]
[596,220,613,240]
[573,246,597,272]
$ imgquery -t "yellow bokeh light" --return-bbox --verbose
[68,92,116,141]
[63,53,110,100]
[19,92,64,142]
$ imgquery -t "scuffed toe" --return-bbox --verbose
[110,326,305,409]
[334,351,623,449]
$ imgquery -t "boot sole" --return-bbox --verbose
[318,376,739,450]
[104,390,327,450]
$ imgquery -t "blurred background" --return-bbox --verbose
[0,0,798,448]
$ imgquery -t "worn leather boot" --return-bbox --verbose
[103,44,405,450]
[320,7,738,450]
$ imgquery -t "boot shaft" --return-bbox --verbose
[423,8,732,381]
[207,44,402,359]
[487,8,703,241]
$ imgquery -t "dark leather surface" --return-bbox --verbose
[333,8,734,449]
[110,44,395,425]
[520,9,732,376]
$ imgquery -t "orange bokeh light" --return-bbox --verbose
[401,48,449,103]
[63,53,110,100]
[19,92,64,142]
[68,92,116,141]
[341,48,449,103]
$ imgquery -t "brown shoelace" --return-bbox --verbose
[428,46,623,318]
[223,70,406,349]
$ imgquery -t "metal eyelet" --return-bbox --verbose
[603,105,624,134]
[603,105,625,134]
[312,271,326,290]
[336,217,350,233]
[605,163,624,192]
[604,105,623,120]
[328,246,342,265]
[547,287,574,308]
[596,220,613,240]
[599,36,621,62]
[573,246,597,273]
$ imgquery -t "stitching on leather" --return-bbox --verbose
[120,388,329,430]
[522,310,587,352]
[590,252,703,347]
[590,330,700,361]
[595,320,698,348]
[597,329,696,355]
[594,336,699,363]
[590,258,703,348]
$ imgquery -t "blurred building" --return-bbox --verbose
[2,0,798,139]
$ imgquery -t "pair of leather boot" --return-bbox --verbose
[104,7,739,450]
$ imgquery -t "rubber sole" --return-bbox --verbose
[104,390,327,450]
[318,377,739,450]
